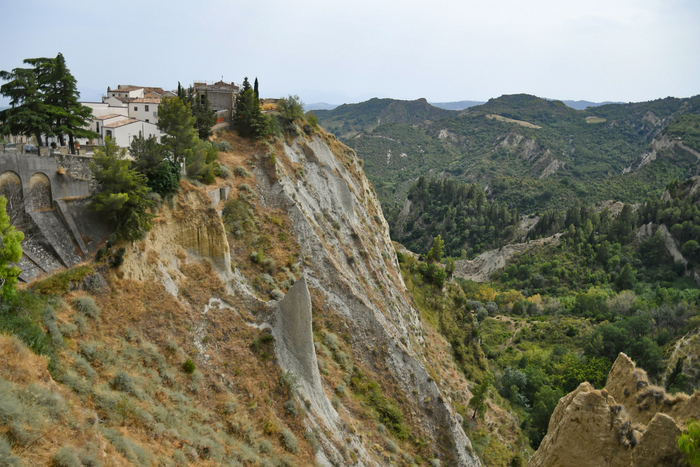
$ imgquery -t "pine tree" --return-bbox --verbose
[233,77,269,138]
[28,53,97,153]
[90,137,154,241]
[157,96,197,164]
[0,54,96,154]
[469,373,492,420]
[189,88,217,139]
[0,67,51,154]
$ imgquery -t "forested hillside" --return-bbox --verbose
[317,94,700,215]
[397,176,700,455]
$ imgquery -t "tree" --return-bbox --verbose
[233,77,269,138]
[181,86,217,140]
[0,67,51,154]
[186,140,218,184]
[90,137,154,241]
[277,95,305,125]
[678,419,700,466]
[129,134,180,197]
[0,54,96,154]
[427,235,445,263]
[469,373,492,420]
[1,196,24,299]
[27,53,97,153]
[157,96,197,164]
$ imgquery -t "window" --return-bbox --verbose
[134,106,138,111]
[145,119,149,123]
[145,105,149,112]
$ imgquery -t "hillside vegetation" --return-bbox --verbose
[317,94,700,214]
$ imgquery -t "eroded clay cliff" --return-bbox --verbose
[529,353,698,467]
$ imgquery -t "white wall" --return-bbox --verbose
[129,102,160,124]
[105,121,162,148]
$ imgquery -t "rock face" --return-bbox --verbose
[262,135,480,466]
[454,235,560,282]
[529,353,699,467]
[120,135,482,466]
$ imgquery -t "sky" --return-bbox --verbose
[1,0,699,107]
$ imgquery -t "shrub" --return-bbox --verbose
[51,446,82,467]
[284,400,299,418]
[73,296,100,320]
[234,166,251,178]
[182,359,196,374]
[0,435,22,467]
[58,322,78,337]
[384,437,399,453]
[304,430,320,452]
[215,164,231,179]
[261,257,277,274]
[270,289,285,301]
[215,141,232,152]
[172,449,188,466]
[110,372,136,394]
[281,428,299,453]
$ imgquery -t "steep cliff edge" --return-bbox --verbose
[529,353,699,467]
[106,130,481,465]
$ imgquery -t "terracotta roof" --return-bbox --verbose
[94,114,123,120]
[103,118,140,128]
[130,97,161,104]
[108,85,168,95]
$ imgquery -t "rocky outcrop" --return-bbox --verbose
[262,135,480,465]
[529,353,698,467]
[498,132,563,178]
[636,223,687,266]
[623,134,677,174]
[121,184,232,291]
[454,235,560,282]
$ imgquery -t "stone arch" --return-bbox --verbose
[0,170,27,228]
[0,170,22,203]
[29,172,52,211]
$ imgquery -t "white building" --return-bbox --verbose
[128,98,160,123]
[102,119,161,148]
[76,85,172,148]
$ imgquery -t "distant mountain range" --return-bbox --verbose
[307,98,619,112]
[314,93,700,213]
[429,100,485,110]
[554,99,622,110]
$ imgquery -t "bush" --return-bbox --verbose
[304,430,320,452]
[110,372,136,394]
[182,359,196,374]
[214,141,232,152]
[234,166,252,178]
[73,296,100,320]
[261,257,277,273]
[215,164,231,179]
[270,289,285,301]
[51,446,82,467]
[281,428,299,453]
[284,399,299,418]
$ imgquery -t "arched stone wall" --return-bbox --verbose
[0,170,28,228]
[0,170,22,203]
[29,172,52,211]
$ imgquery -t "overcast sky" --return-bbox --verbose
[1,0,698,107]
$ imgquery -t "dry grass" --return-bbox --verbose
[486,114,542,129]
